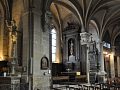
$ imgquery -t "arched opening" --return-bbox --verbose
[102,30,111,78]
[114,34,120,77]
[49,0,83,84]
[51,27,57,63]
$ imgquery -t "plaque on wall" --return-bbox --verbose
[41,56,49,70]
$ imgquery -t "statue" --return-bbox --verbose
[6,20,18,56]
[6,20,18,75]
[69,39,75,63]
[70,40,74,55]
[6,20,17,42]
[11,20,17,43]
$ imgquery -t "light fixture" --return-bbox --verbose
[0,56,4,61]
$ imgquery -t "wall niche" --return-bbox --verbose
[62,22,81,72]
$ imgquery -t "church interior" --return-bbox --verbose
[0,0,120,90]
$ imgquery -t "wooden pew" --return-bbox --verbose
[75,75,87,82]
[53,76,69,84]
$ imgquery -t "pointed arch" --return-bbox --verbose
[0,0,10,19]
[112,32,120,46]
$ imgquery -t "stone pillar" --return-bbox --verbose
[80,32,91,83]
[22,8,31,81]
[98,42,106,83]
[99,42,105,73]
[117,56,120,77]
[32,11,52,90]
[0,15,4,59]
[22,1,52,89]
[110,46,115,78]
[22,1,34,90]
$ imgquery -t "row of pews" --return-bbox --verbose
[52,83,120,90]
[52,77,120,90]
[53,75,87,84]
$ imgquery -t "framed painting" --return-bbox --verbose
[41,56,49,70]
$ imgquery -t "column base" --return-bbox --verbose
[33,76,51,90]
[97,71,107,83]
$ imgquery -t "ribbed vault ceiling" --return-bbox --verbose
[50,0,120,45]
[2,0,120,46]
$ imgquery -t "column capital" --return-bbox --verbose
[97,41,104,45]
[45,11,53,23]
[43,11,53,32]
[80,32,91,45]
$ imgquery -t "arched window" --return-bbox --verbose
[103,41,111,48]
[51,28,56,62]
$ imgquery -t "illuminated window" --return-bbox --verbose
[103,42,111,48]
[51,28,56,62]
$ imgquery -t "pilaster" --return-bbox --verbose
[80,32,91,83]
[32,10,52,90]
[110,46,115,78]
[22,1,52,89]
[0,16,4,59]
[99,42,106,73]
[98,42,106,83]
[117,56,120,77]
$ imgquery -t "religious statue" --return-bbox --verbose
[6,20,17,43]
[11,20,17,43]
[70,40,74,55]
[6,20,18,56]
[6,20,18,75]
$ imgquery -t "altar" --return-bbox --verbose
[62,22,81,72]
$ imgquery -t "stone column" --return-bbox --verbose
[98,42,106,83]
[22,8,31,81]
[0,16,4,59]
[80,32,91,83]
[117,56,120,77]
[22,1,34,90]
[23,1,52,88]
[110,46,115,78]
[32,10,52,90]
[99,42,105,73]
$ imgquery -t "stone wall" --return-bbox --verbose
[12,0,24,26]
[33,76,51,90]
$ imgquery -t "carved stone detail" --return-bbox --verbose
[80,32,91,45]
[44,11,53,32]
